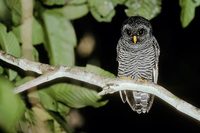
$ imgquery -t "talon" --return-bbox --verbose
[136,78,148,83]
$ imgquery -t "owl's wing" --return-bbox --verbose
[152,37,160,83]
[116,41,127,102]
[116,41,120,61]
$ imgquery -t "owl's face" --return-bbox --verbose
[121,16,153,50]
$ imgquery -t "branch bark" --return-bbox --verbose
[0,50,200,122]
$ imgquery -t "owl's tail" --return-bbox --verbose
[120,90,154,114]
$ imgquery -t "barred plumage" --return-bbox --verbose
[117,16,160,114]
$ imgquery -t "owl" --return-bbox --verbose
[117,16,160,114]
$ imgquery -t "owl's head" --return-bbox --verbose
[121,16,153,49]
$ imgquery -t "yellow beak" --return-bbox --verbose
[133,35,137,44]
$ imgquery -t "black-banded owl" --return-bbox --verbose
[117,16,160,114]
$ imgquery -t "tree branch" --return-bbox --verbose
[0,50,200,122]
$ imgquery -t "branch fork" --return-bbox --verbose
[0,50,200,122]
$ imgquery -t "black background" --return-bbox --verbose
[73,0,200,133]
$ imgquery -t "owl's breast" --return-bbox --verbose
[117,46,155,80]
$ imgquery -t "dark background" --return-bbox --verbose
[73,0,200,133]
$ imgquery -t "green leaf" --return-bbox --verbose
[48,111,72,133]
[39,65,110,115]
[12,18,45,45]
[33,47,39,61]
[0,24,21,57]
[39,90,58,111]
[24,109,35,124]
[15,76,35,87]
[125,0,161,20]
[57,102,70,117]
[68,0,87,4]
[88,0,116,22]
[0,76,25,132]
[46,83,108,108]
[38,94,71,132]
[5,0,22,26]
[40,0,66,6]
[86,64,115,78]
[0,66,3,74]
[43,11,77,66]
[0,0,11,22]
[31,95,71,126]
[49,4,89,20]
[111,0,126,6]
[179,0,200,27]
[0,23,21,80]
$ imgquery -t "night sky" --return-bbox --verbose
[74,0,200,132]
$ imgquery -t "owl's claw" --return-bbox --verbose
[136,78,149,83]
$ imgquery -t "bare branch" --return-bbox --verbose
[0,50,56,74]
[13,66,109,93]
[0,50,200,122]
[99,79,200,121]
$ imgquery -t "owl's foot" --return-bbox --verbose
[118,76,150,84]
[136,78,149,83]
[118,76,132,80]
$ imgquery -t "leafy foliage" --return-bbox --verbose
[0,76,25,132]
[41,0,67,6]
[89,0,116,22]
[13,18,45,45]
[179,0,200,27]
[125,0,161,20]
[5,0,22,25]
[0,0,199,132]
[86,64,115,78]
[42,10,76,66]
[0,0,11,22]
[47,4,89,20]
[40,83,107,109]
[0,24,21,80]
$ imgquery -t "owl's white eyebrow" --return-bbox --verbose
[123,24,132,30]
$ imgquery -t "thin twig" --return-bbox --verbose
[0,50,200,122]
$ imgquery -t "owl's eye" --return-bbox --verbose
[125,29,132,36]
[137,28,145,36]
